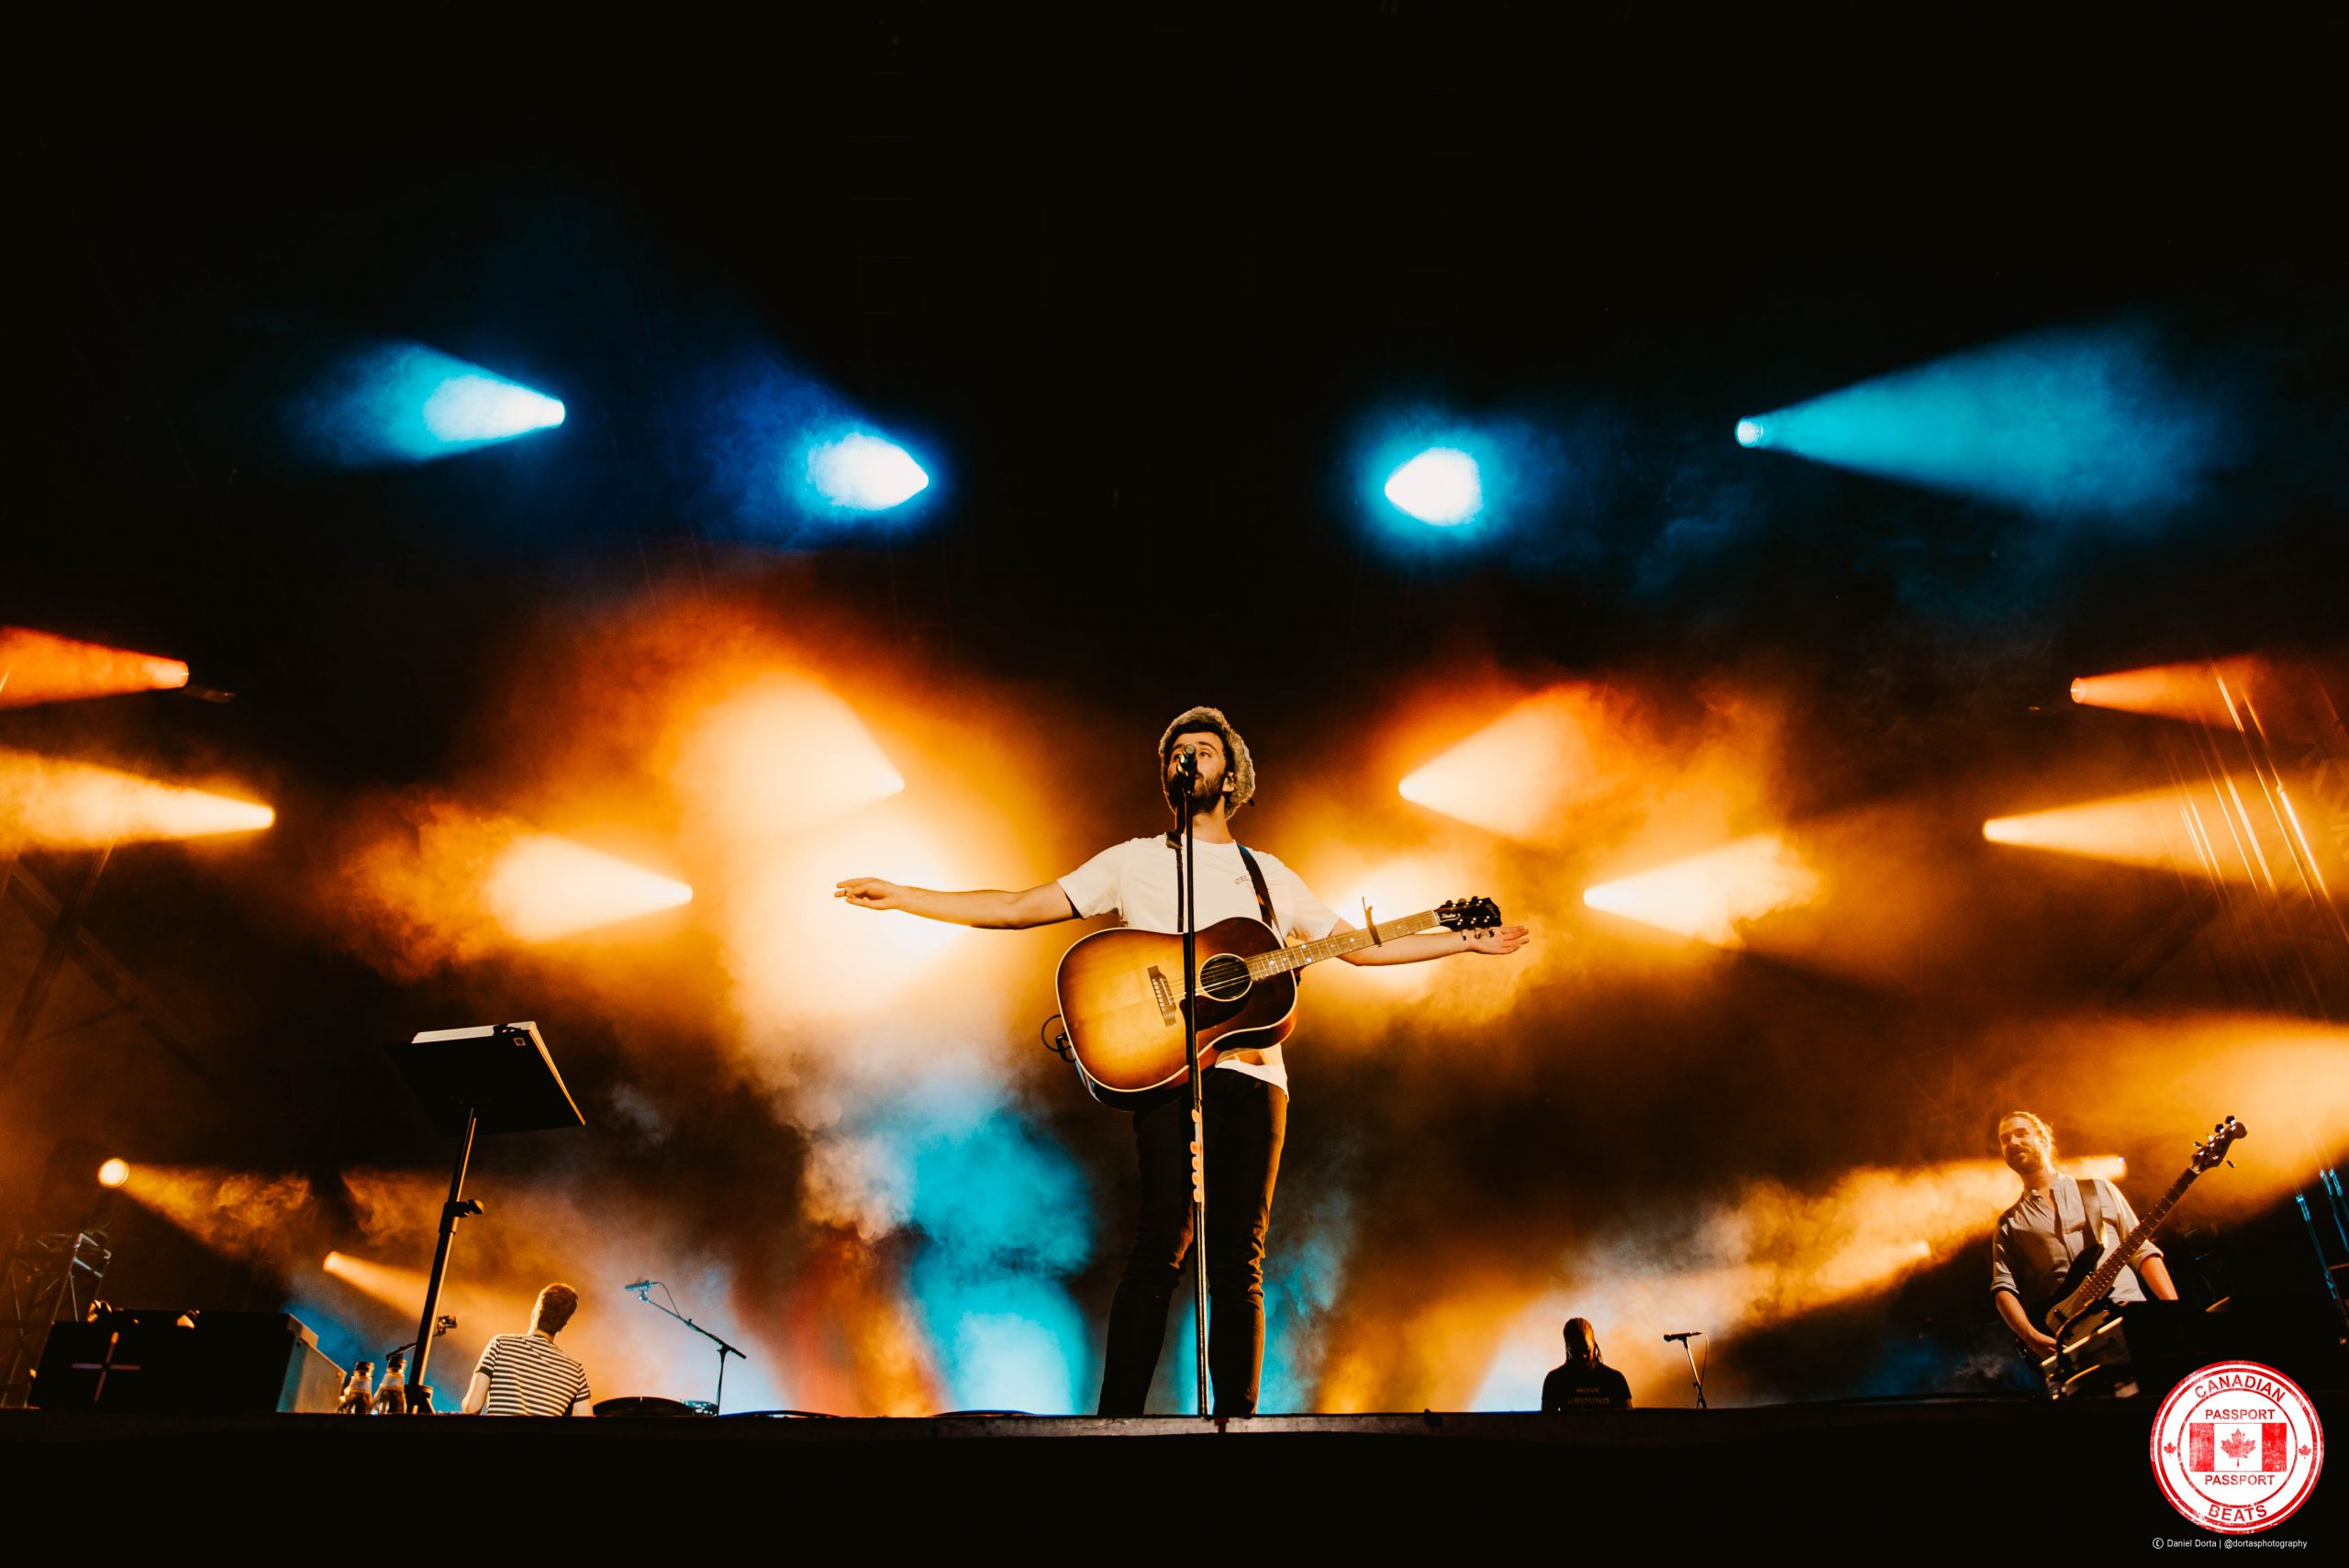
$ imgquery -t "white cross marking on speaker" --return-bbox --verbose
[68,1330,141,1401]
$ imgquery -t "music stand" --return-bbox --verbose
[389,1022,584,1407]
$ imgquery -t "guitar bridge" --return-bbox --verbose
[1145,966,1178,1025]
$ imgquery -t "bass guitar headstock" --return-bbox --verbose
[1436,896,1502,931]
[2190,1115,2246,1173]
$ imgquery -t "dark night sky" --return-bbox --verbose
[6,8,2347,1409]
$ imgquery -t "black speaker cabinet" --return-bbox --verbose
[33,1310,344,1413]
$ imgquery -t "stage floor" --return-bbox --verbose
[5,1394,2338,1545]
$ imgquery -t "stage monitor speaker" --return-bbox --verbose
[32,1310,344,1413]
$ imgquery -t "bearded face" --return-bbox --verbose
[1998,1115,2054,1176]
[1165,730,1230,806]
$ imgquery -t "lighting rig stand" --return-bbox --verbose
[1,1230,110,1407]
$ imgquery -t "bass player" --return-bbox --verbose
[836,705,1531,1415]
[1990,1109,2177,1361]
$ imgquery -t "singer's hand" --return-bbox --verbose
[836,877,910,910]
[1462,923,1532,955]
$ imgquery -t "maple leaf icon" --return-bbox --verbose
[2221,1428,2255,1462]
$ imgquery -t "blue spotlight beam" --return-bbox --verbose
[291,343,565,466]
[1738,323,2230,518]
[1384,447,1484,526]
[807,433,930,511]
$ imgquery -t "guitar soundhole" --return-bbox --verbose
[1199,953,1251,1002]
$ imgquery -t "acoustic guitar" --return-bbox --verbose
[1054,898,1502,1107]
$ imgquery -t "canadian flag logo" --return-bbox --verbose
[2187,1422,2289,1472]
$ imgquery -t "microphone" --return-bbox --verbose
[624,1279,658,1292]
[1174,749,1200,778]
[1662,1330,1702,1343]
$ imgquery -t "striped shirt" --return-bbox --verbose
[474,1332,591,1417]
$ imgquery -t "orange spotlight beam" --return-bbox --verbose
[322,1251,429,1313]
[1581,834,1820,948]
[2069,657,2262,726]
[484,834,693,941]
[1397,688,1599,840]
[676,674,907,835]
[118,1166,315,1258]
[0,751,273,848]
[1983,779,2278,884]
[0,626,188,709]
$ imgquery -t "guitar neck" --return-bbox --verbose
[2076,1167,2197,1304]
[1245,910,1450,978]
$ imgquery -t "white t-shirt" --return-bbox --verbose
[1057,835,1339,1095]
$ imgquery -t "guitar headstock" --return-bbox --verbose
[1436,896,1502,931]
[2191,1116,2247,1173]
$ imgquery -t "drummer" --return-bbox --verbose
[462,1284,593,1416]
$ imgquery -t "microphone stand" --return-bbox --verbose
[630,1285,747,1415]
[1664,1332,1709,1409]
[1178,753,1210,1418]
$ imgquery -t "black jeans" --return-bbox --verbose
[1097,1068,1287,1417]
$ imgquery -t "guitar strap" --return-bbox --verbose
[2072,1174,2108,1261]
[1234,844,1280,932]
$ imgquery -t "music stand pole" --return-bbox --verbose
[409,1105,479,1405]
[1180,765,1209,1418]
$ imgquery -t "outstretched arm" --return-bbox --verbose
[835,878,1077,929]
[1339,923,1531,965]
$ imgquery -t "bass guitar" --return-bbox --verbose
[1054,897,1501,1107]
[2032,1115,2243,1344]
[2027,1117,2245,1396]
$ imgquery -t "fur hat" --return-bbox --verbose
[1158,705,1256,810]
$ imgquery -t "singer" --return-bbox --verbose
[838,706,1531,1415]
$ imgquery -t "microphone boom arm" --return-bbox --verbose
[628,1283,748,1415]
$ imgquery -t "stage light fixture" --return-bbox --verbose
[1383,448,1483,526]
[96,1158,130,1189]
[1735,418,1766,449]
[807,433,930,511]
